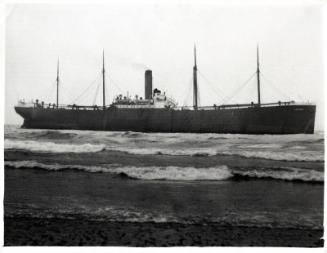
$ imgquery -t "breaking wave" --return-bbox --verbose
[217,150,324,162]
[116,166,233,181]
[5,160,324,182]
[233,167,323,182]
[5,138,323,162]
[4,139,105,153]
[107,147,323,162]
[5,161,232,181]
[4,127,324,162]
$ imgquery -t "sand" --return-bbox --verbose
[4,217,323,247]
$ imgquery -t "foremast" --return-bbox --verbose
[56,59,59,108]
[102,50,106,109]
[256,45,261,106]
[193,45,198,110]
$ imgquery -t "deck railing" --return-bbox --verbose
[17,100,314,111]
[177,101,299,110]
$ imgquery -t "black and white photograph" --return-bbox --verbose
[3,1,325,248]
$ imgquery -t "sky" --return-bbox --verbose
[5,3,325,130]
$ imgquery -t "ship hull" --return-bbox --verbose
[15,105,316,134]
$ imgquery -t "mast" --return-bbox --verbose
[56,59,59,108]
[256,45,261,106]
[102,50,106,109]
[193,45,198,110]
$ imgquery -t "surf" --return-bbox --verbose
[5,160,323,183]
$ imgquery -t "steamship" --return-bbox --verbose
[15,47,316,134]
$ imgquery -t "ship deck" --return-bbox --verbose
[16,100,312,111]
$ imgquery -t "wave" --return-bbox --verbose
[4,138,323,162]
[5,160,324,182]
[5,125,324,145]
[233,167,324,182]
[116,166,233,181]
[217,150,324,162]
[4,126,324,162]
[289,139,324,145]
[4,128,78,140]
[5,203,322,229]
[5,160,114,173]
[38,130,78,139]
[5,161,232,181]
[4,139,105,153]
[4,203,179,223]
[108,147,323,162]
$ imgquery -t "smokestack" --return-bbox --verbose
[145,70,152,99]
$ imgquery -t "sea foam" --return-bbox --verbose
[4,203,322,229]
[4,127,324,162]
[4,138,323,162]
[233,167,324,182]
[5,160,323,182]
[217,150,324,162]
[4,139,105,153]
[114,165,232,181]
[5,160,232,181]
[105,147,323,162]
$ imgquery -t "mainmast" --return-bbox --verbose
[102,50,106,109]
[193,45,198,110]
[256,45,261,106]
[56,59,59,108]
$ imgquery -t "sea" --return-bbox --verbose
[4,124,324,232]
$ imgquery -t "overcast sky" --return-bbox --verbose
[5,3,324,130]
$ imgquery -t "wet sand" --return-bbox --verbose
[4,217,323,247]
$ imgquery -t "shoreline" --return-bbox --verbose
[4,144,324,247]
[4,217,324,247]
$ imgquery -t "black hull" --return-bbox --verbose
[15,105,316,134]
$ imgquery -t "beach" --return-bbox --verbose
[4,125,324,247]
[5,218,323,246]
